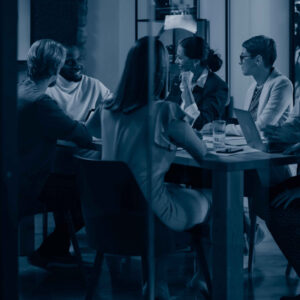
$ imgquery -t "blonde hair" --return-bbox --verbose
[27,39,66,81]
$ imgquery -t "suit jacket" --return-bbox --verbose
[227,68,293,135]
[167,71,229,130]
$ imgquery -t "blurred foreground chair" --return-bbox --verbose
[245,169,293,276]
[244,170,270,274]
[19,173,86,281]
[75,156,212,300]
[224,96,234,120]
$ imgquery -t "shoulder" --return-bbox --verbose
[82,75,109,90]
[268,69,293,89]
[19,91,56,109]
[81,74,97,84]
[35,94,69,118]
[37,94,59,107]
[206,72,228,90]
[155,100,185,120]
[18,80,42,102]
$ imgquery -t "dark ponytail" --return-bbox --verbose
[207,49,222,72]
[179,36,223,73]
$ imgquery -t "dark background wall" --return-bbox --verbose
[31,0,88,47]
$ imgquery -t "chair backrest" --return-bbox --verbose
[75,156,177,256]
[224,96,234,120]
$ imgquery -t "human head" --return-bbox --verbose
[106,37,169,113]
[27,39,66,85]
[60,45,84,82]
[240,35,277,76]
[176,36,222,73]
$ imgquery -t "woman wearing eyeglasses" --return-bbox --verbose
[226,35,293,136]
[226,36,294,270]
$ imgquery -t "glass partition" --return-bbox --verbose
[293,0,300,111]
[15,1,300,300]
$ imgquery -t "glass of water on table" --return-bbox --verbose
[212,120,226,150]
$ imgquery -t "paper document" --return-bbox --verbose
[225,137,247,146]
[203,135,247,147]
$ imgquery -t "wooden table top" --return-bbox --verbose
[174,148,299,171]
[57,139,299,172]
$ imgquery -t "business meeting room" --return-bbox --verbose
[2,0,300,299]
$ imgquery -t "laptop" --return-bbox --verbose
[234,108,286,153]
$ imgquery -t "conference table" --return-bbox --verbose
[20,137,300,300]
[173,146,299,300]
[55,137,300,299]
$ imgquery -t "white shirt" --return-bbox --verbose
[46,74,113,122]
[180,68,209,123]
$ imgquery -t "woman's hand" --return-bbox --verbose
[271,187,300,209]
[263,124,300,143]
[180,71,194,90]
[180,71,196,109]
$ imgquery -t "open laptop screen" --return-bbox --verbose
[234,109,266,151]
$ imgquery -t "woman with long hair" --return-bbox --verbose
[101,37,211,299]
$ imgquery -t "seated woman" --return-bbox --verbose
[226,35,293,136]
[101,37,211,298]
[166,36,229,130]
[18,39,94,266]
[226,36,293,254]
[262,123,300,300]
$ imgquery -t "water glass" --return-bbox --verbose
[212,120,226,150]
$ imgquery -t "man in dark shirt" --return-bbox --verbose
[18,39,94,266]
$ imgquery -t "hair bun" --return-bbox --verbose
[208,49,214,56]
[207,50,222,72]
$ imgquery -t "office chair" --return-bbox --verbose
[74,156,212,300]
[224,96,234,120]
[19,175,87,283]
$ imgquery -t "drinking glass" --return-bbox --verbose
[212,120,226,150]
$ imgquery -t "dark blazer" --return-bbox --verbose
[18,79,93,217]
[167,71,229,130]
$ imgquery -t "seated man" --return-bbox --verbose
[18,39,94,265]
[262,123,300,300]
[226,35,293,136]
[46,45,112,137]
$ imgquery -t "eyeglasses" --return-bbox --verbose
[239,54,253,64]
